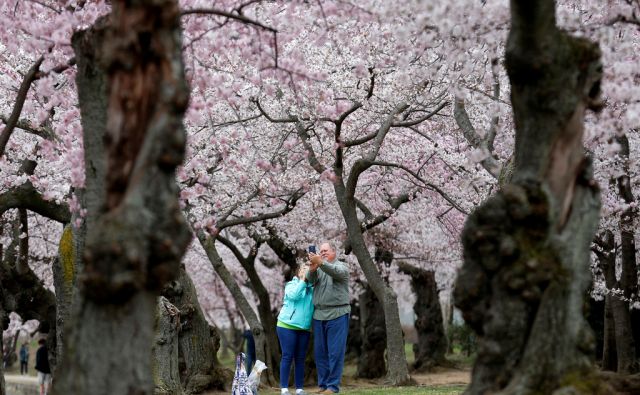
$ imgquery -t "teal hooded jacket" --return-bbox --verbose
[277,277,314,330]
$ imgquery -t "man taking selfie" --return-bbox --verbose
[306,242,350,394]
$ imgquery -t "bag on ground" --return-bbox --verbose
[231,352,252,395]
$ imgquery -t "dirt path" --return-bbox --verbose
[204,367,471,394]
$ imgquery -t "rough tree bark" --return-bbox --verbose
[613,133,639,373]
[52,1,191,393]
[153,297,182,395]
[334,182,412,384]
[0,213,58,371]
[398,262,447,372]
[594,230,637,374]
[162,267,226,393]
[0,282,6,395]
[356,285,387,378]
[345,299,362,361]
[602,296,618,371]
[454,1,608,393]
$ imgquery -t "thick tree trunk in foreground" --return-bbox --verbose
[163,268,226,393]
[153,297,182,395]
[454,1,607,393]
[52,1,191,394]
[398,262,447,371]
[357,285,386,378]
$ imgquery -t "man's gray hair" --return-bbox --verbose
[322,241,337,252]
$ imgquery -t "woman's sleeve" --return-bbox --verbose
[284,279,307,301]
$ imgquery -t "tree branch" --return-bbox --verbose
[0,57,45,157]
[295,122,325,174]
[253,98,297,123]
[216,233,249,263]
[0,183,71,223]
[182,8,279,67]
[390,101,449,127]
[361,191,420,230]
[215,188,305,230]
[0,115,55,141]
[453,97,501,178]
[369,160,468,214]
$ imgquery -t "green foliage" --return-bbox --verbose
[447,323,476,358]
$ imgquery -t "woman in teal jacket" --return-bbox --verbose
[276,264,314,395]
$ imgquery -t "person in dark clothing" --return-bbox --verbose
[19,342,29,375]
[35,338,51,395]
[242,329,256,373]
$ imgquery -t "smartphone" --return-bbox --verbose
[308,245,316,254]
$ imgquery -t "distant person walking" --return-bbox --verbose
[19,342,29,375]
[306,242,350,394]
[276,262,314,395]
[35,339,51,395]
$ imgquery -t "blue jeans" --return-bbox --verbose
[313,314,349,393]
[277,326,311,389]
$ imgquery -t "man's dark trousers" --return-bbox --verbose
[313,314,349,393]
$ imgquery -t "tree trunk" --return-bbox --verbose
[198,235,275,386]
[238,257,280,381]
[398,262,447,371]
[153,297,182,395]
[584,298,606,370]
[345,299,362,361]
[356,285,387,378]
[615,134,639,373]
[52,1,191,393]
[0,288,6,395]
[53,224,76,370]
[595,230,636,374]
[0,328,5,395]
[335,187,411,385]
[0,216,58,371]
[602,296,617,371]
[595,231,618,371]
[454,1,607,393]
[162,267,226,393]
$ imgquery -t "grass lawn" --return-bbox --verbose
[216,342,472,395]
[336,386,466,394]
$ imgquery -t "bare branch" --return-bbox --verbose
[217,233,249,263]
[453,98,502,179]
[391,101,449,127]
[354,198,374,218]
[216,189,305,230]
[364,103,408,163]
[0,183,71,223]
[253,98,297,123]
[369,160,468,214]
[0,57,44,157]
[361,191,420,231]
[295,122,325,174]
[182,8,279,67]
[0,115,55,141]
